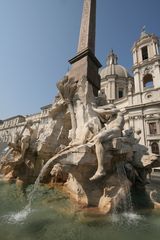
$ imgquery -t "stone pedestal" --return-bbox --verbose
[69,49,101,95]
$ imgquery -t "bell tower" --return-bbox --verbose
[132,28,160,101]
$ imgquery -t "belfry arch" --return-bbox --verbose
[143,74,154,88]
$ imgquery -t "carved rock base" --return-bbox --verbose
[45,144,131,213]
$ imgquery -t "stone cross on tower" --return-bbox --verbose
[69,0,101,95]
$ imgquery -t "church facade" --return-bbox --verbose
[100,29,160,154]
[0,29,160,155]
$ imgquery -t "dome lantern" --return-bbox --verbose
[106,49,118,66]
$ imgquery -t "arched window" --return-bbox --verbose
[149,122,157,135]
[151,142,159,154]
[118,88,124,99]
[143,74,154,88]
[141,46,148,60]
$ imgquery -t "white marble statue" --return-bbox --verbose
[20,120,34,158]
[4,120,34,162]
[89,104,125,180]
[57,76,78,141]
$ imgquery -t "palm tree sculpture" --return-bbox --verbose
[57,76,78,140]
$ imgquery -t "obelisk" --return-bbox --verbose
[77,0,96,53]
[69,0,101,96]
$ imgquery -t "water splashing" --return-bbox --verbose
[27,161,50,207]
[114,161,133,213]
[111,212,143,226]
[1,155,56,224]
[2,206,32,224]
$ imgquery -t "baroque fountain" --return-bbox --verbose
[0,3,160,237]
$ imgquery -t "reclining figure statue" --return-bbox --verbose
[89,104,125,181]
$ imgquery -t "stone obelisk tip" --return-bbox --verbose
[77,0,96,54]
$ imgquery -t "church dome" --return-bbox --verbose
[100,50,129,79]
[100,64,129,78]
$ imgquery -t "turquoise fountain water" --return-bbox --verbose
[0,179,160,240]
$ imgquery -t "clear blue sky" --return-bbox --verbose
[0,0,160,120]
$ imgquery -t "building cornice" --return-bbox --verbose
[132,56,160,71]
[2,115,25,122]
[132,34,159,51]
[126,101,160,111]
[40,104,52,110]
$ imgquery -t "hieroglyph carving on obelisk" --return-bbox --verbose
[77,0,96,54]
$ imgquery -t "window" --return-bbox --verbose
[118,88,124,98]
[154,169,160,173]
[143,74,154,88]
[149,122,157,134]
[151,142,159,154]
[141,46,148,60]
